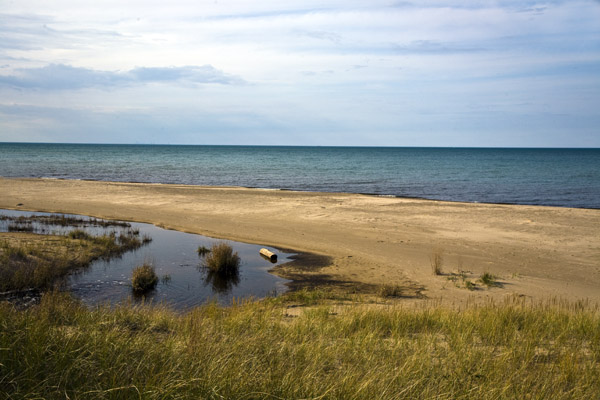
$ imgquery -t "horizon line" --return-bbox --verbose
[1,141,599,150]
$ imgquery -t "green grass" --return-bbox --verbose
[131,264,159,293]
[0,292,598,399]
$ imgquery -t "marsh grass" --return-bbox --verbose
[203,242,240,275]
[7,223,34,232]
[68,229,90,240]
[1,292,598,399]
[0,229,151,292]
[131,264,159,293]
[0,213,131,228]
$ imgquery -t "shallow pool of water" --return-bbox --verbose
[0,209,293,309]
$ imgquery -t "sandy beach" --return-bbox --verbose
[1,177,599,304]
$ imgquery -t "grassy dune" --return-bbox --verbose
[1,292,598,399]
[1,217,598,399]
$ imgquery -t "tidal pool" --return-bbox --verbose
[0,209,293,309]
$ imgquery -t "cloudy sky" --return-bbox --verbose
[1,0,599,146]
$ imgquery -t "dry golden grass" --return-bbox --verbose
[1,292,598,399]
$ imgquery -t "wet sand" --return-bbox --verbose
[1,177,599,304]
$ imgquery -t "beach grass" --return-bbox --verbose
[378,284,405,298]
[480,272,498,287]
[0,292,598,399]
[1,212,599,398]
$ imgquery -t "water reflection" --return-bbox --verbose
[203,268,241,293]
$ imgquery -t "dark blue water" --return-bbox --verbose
[1,143,599,208]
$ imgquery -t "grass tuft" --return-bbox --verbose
[131,264,159,293]
[68,229,90,240]
[480,272,498,287]
[203,242,240,275]
[464,279,476,290]
[430,249,444,275]
[379,284,404,298]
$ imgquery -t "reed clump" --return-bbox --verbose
[1,292,599,399]
[131,264,159,293]
[203,242,240,275]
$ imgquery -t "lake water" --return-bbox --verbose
[1,143,599,208]
[0,209,293,309]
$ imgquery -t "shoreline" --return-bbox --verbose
[23,176,599,211]
[1,177,599,304]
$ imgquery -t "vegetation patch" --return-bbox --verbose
[378,284,405,298]
[0,228,151,292]
[464,279,477,290]
[203,242,240,275]
[1,292,598,399]
[480,272,499,287]
[0,213,131,228]
[7,223,34,232]
[131,264,159,293]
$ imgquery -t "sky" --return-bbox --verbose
[0,0,599,147]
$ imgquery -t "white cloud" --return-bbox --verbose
[0,0,598,146]
[0,64,244,90]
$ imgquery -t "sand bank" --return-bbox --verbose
[1,177,599,304]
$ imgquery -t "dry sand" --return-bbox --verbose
[1,177,599,304]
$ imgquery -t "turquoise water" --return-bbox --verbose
[1,143,599,208]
